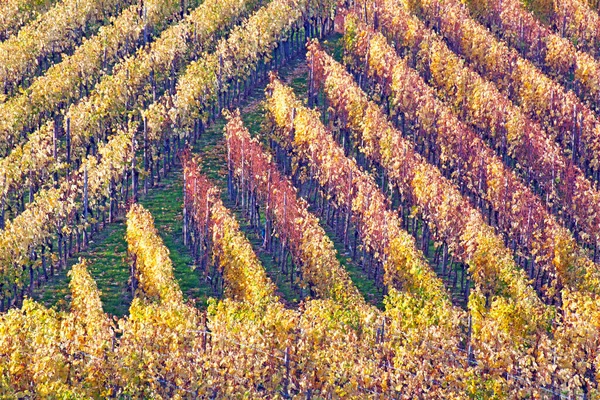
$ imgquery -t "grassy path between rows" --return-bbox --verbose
[32,172,212,316]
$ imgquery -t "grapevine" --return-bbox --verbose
[408,0,600,189]
[343,14,600,300]
[0,0,56,41]
[465,0,600,108]
[0,0,188,157]
[355,0,600,260]
[0,0,264,228]
[0,0,135,98]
